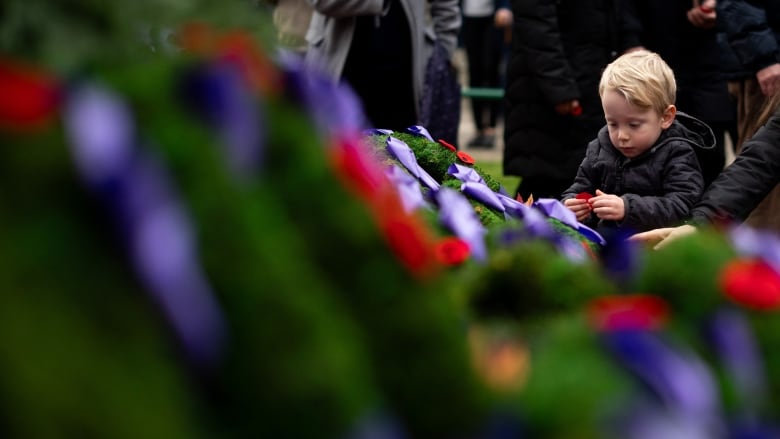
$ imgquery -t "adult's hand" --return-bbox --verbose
[687,0,716,29]
[494,7,513,28]
[554,99,581,115]
[757,63,780,97]
[629,224,698,250]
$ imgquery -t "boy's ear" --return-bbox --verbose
[660,105,676,129]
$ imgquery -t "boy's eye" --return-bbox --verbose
[629,123,640,128]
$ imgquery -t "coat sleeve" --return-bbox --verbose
[561,143,599,201]
[719,0,780,73]
[307,0,385,17]
[431,0,462,56]
[691,115,780,225]
[510,0,579,105]
[621,145,704,231]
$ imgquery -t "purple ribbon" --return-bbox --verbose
[364,128,394,136]
[448,163,487,185]
[179,61,264,179]
[602,330,720,418]
[279,52,368,137]
[405,125,434,141]
[385,165,430,213]
[434,187,487,261]
[386,136,440,190]
[534,198,606,245]
[461,182,506,214]
[706,308,768,413]
[64,83,227,367]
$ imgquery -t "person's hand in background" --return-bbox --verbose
[629,224,698,250]
[687,0,716,29]
[757,63,780,96]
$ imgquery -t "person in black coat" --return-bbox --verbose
[562,50,708,233]
[718,0,780,233]
[631,97,780,248]
[502,0,624,201]
[620,0,736,189]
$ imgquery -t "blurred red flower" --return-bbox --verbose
[0,60,61,130]
[720,258,780,311]
[586,294,669,332]
[434,237,470,265]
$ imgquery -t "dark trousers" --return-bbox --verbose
[462,15,503,131]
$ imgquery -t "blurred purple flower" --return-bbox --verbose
[728,226,780,274]
[706,308,768,414]
[278,52,368,137]
[602,330,721,418]
[64,83,227,367]
[179,61,264,179]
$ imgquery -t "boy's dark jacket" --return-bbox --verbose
[561,112,713,232]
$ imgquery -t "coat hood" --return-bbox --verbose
[656,111,717,151]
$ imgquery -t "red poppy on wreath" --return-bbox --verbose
[434,237,470,265]
[586,294,669,332]
[720,258,780,311]
[438,139,457,152]
[0,59,61,130]
[457,151,475,165]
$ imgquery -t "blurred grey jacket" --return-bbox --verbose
[305,0,461,120]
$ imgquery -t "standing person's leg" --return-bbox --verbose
[479,20,503,147]
[463,16,491,146]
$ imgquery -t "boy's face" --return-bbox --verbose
[602,90,676,158]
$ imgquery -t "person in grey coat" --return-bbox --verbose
[562,51,709,233]
[305,0,461,131]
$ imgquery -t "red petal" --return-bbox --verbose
[721,259,780,311]
[575,192,594,201]
[456,151,475,165]
[586,294,669,332]
[437,139,457,152]
[434,237,470,265]
[0,60,61,130]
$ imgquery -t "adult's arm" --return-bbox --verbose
[430,0,462,56]
[690,115,780,225]
[719,0,780,73]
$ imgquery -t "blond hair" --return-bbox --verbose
[599,49,676,115]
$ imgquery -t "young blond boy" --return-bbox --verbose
[561,49,711,232]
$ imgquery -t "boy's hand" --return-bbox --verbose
[590,189,625,221]
[563,198,592,222]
